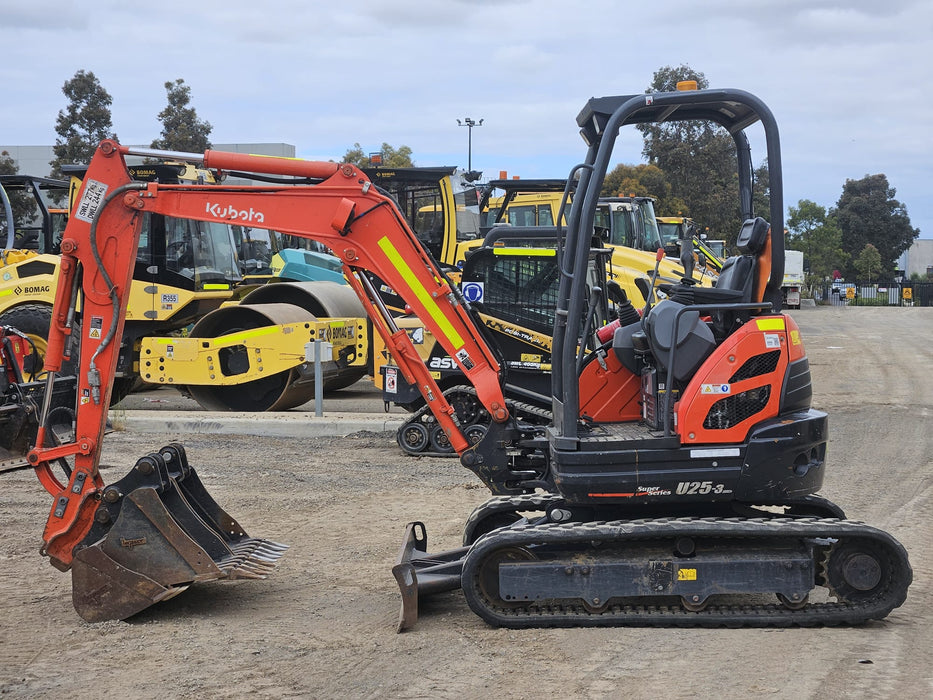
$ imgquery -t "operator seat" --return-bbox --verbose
[708,217,771,305]
[610,217,772,379]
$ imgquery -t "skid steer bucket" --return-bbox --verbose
[70,443,287,622]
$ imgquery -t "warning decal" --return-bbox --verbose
[701,383,730,395]
[88,315,103,340]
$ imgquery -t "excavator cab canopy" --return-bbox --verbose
[554,88,785,440]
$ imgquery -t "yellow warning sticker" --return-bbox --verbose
[790,330,801,345]
[678,568,697,581]
[755,318,786,331]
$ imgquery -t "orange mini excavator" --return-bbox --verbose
[8,84,910,627]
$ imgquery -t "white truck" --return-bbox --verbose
[782,249,805,309]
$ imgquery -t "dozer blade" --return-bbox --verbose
[392,522,467,632]
[70,444,288,622]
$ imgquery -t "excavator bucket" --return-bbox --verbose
[70,443,287,622]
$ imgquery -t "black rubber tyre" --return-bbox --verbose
[398,422,430,455]
[0,303,137,407]
[108,376,139,406]
[0,303,78,380]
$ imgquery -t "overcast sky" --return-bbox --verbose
[1,0,930,237]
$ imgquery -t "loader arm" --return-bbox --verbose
[27,140,513,570]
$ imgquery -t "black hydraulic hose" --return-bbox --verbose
[575,285,603,375]
[86,182,147,404]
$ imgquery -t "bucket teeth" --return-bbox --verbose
[218,538,289,578]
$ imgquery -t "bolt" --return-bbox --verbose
[564,566,573,575]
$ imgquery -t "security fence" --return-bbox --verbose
[812,281,933,307]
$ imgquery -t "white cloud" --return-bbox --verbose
[0,0,929,235]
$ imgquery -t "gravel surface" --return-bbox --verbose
[1,306,931,699]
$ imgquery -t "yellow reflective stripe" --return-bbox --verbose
[378,236,464,348]
[439,176,457,264]
[0,289,12,297]
[151,325,280,345]
[493,247,556,257]
[202,283,231,290]
[756,318,786,331]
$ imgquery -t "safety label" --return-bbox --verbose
[461,281,484,303]
[384,367,397,393]
[88,315,103,339]
[701,383,730,395]
[74,179,108,223]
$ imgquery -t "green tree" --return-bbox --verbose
[601,163,688,216]
[752,161,771,225]
[854,243,882,282]
[343,142,414,168]
[786,199,848,281]
[834,174,918,278]
[0,151,16,176]
[50,70,116,178]
[638,65,746,246]
[150,79,213,153]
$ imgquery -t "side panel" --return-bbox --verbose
[677,316,791,444]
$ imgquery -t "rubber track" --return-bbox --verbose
[398,385,551,457]
[461,516,912,628]
[462,493,563,546]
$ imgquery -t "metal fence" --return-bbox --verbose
[812,281,933,307]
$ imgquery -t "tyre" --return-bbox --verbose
[108,376,139,406]
[0,304,79,380]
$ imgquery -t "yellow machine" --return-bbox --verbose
[0,167,366,410]
[480,180,716,306]
[657,215,724,274]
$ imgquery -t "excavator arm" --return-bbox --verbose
[27,140,517,577]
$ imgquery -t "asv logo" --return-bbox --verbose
[428,357,456,370]
[205,202,265,223]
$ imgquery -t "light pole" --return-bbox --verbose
[457,117,483,172]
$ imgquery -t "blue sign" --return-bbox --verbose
[462,281,484,303]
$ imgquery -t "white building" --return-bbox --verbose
[898,239,933,279]
[0,143,296,179]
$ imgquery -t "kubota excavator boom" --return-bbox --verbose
[24,139,530,620]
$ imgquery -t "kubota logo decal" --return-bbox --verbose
[206,202,265,223]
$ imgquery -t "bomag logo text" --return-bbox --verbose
[206,202,265,223]
[18,284,51,295]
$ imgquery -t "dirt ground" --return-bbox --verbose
[1,306,931,699]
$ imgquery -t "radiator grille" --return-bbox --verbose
[728,350,781,382]
[703,386,772,429]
